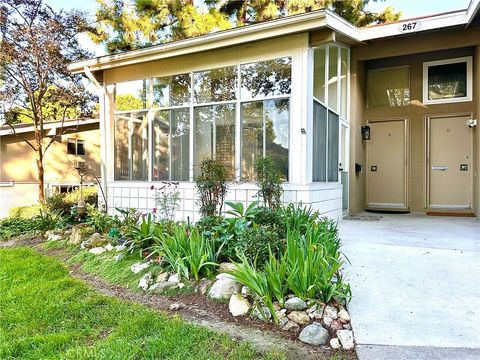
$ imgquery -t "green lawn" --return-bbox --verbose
[0,247,281,360]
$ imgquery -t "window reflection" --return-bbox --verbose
[194,67,237,103]
[152,74,190,107]
[241,57,292,99]
[114,80,147,111]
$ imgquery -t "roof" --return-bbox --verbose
[0,118,99,137]
[68,0,480,74]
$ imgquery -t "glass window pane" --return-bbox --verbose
[241,102,263,180]
[428,62,467,100]
[194,104,235,178]
[114,114,130,180]
[241,57,291,100]
[340,47,348,119]
[314,47,326,103]
[152,74,190,107]
[114,80,146,111]
[368,67,410,107]
[131,112,148,181]
[170,108,190,181]
[67,139,76,155]
[265,99,289,180]
[153,111,170,181]
[313,101,327,182]
[327,110,339,182]
[77,140,85,156]
[194,66,237,103]
[328,45,338,111]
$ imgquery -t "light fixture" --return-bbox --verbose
[361,125,371,141]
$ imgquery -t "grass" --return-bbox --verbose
[0,247,283,360]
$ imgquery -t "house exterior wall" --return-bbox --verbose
[475,45,480,219]
[350,27,480,215]
[99,34,345,221]
[0,123,101,217]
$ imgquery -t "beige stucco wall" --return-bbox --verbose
[0,123,100,216]
[350,27,480,214]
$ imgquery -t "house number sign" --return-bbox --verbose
[398,21,421,33]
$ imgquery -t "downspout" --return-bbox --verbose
[83,66,109,212]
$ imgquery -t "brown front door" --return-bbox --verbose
[367,119,408,210]
[427,115,473,209]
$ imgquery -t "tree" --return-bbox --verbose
[91,0,401,53]
[0,0,97,203]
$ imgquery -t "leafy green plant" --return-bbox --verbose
[35,209,63,231]
[225,201,261,220]
[86,204,119,234]
[254,156,283,209]
[125,214,156,255]
[226,256,278,324]
[153,226,221,280]
[194,158,228,217]
[280,204,319,232]
[0,218,39,240]
[264,249,288,306]
[116,207,141,227]
[45,187,98,216]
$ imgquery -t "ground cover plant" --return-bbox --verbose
[0,247,281,360]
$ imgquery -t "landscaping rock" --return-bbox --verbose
[330,338,341,349]
[323,316,333,327]
[177,282,185,289]
[104,243,114,251]
[251,305,272,322]
[169,302,184,311]
[343,324,352,330]
[64,229,72,237]
[138,273,153,291]
[330,320,343,332]
[88,233,106,248]
[284,297,307,311]
[219,262,237,273]
[149,281,176,294]
[282,320,300,332]
[287,311,310,326]
[324,305,338,320]
[168,273,180,284]
[68,226,83,245]
[115,253,124,262]
[241,286,251,297]
[89,247,106,255]
[208,276,242,300]
[156,272,169,283]
[313,304,325,319]
[115,245,126,252]
[279,317,289,327]
[48,233,62,241]
[130,262,150,274]
[229,293,251,317]
[338,308,351,322]
[299,323,329,346]
[337,330,355,350]
[196,279,212,295]
[275,309,287,320]
[306,304,318,314]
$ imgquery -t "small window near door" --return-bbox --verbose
[423,57,472,104]
[67,139,86,156]
[367,66,410,108]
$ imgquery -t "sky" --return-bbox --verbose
[45,0,472,57]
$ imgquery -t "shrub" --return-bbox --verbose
[233,225,284,267]
[46,187,98,216]
[35,209,63,231]
[8,205,41,219]
[254,157,283,209]
[194,158,228,217]
[0,218,39,240]
[86,204,119,234]
[253,206,287,238]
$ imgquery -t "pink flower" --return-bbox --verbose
[150,185,155,190]
[152,207,157,213]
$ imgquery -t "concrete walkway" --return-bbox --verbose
[339,213,480,360]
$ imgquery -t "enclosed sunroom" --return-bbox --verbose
[69,10,353,221]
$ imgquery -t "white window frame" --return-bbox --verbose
[422,56,473,105]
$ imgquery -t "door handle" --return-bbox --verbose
[432,165,448,171]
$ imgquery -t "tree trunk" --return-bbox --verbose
[36,149,45,203]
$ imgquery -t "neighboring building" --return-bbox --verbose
[68,0,480,220]
[0,119,101,217]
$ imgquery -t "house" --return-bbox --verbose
[0,119,101,217]
[68,0,480,220]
